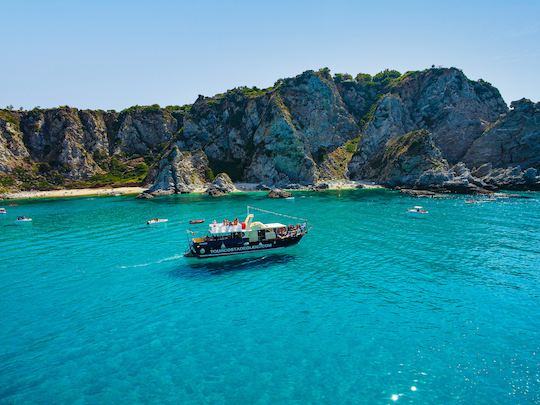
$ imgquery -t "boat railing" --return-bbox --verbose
[247,206,309,226]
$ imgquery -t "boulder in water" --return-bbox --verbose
[268,189,292,199]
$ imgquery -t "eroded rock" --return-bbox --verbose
[268,189,292,198]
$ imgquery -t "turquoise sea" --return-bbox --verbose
[1,190,539,404]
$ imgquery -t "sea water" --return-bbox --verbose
[1,190,539,404]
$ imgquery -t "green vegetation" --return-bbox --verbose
[334,73,353,82]
[359,94,383,129]
[7,166,64,191]
[373,69,402,87]
[395,70,419,83]
[121,104,162,114]
[237,86,271,98]
[318,67,332,79]
[0,156,151,192]
[82,158,148,186]
[205,166,215,182]
[165,104,192,113]
[344,137,360,154]
[0,110,21,129]
[355,73,372,83]
[318,136,362,180]
[0,174,16,193]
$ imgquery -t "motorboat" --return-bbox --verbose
[146,218,168,225]
[0,208,6,214]
[189,219,205,224]
[185,206,308,259]
[407,206,428,214]
[16,216,32,223]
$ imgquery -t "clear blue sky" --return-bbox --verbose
[1,0,539,110]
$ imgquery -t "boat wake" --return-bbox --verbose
[119,254,182,269]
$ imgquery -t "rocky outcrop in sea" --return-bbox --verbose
[1,67,538,194]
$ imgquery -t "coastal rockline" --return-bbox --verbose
[1,67,539,195]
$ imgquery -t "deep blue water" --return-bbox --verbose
[1,189,540,404]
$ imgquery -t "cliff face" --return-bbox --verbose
[175,69,361,185]
[362,129,448,187]
[0,111,29,173]
[1,66,539,193]
[464,99,540,170]
[348,68,508,180]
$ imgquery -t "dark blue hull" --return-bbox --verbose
[185,235,304,259]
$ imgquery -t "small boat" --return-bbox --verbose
[184,206,308,259]
[0,208,6,214]
[189,219,205,224]
[146,218,168,225]
[16,216,32,223]
[407,206,428,214]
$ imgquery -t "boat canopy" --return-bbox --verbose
[262,223,286,229]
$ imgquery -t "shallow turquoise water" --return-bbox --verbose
[1,190,540,404]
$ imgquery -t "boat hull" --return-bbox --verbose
[185,235,304,259]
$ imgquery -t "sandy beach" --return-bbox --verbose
[1,186,147,200]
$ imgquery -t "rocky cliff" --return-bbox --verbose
[1,67,539,194]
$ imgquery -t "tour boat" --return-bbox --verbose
[15,216,32,223]
[146,218,168,225]
[0,208,6,214]
[184,206,308,258]
[407,206,428,214]
[189,219,205,224]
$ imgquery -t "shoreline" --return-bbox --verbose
[0,186,147,200]
[0,180,383,201]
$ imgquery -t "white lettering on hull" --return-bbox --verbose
[209,243,273,254]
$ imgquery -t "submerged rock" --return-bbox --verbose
[136,192,154,199]
[399,189,444,198]
[267,189,292,198]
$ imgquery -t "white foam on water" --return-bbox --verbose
[119,254,183,269]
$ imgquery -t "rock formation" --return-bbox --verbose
[464,99,540,172]
[267,189,292,198]
[1,66,539,194]
[147,147,211,195]
[348,68,508,179]
[205,173,236,196]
